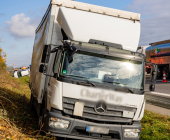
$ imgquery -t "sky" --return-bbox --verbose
[0,0,170,67]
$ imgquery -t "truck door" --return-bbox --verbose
[46,50,62,111]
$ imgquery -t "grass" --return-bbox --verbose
[0,72,170,140]
[140,111,170,140]
[0,72,55,140]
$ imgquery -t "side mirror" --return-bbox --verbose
[39,64,44,73]
[41,45,51,63]
[45,45,51,64]
[39,64,51,76]
[67,46,77,63]
[149,64,157,91]
[39,45,51,74]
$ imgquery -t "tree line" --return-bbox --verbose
[0,48,6,71]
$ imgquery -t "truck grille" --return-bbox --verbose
[63,97,136,124]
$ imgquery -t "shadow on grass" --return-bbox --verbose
[0,87,38,134]
[0,86,60,139]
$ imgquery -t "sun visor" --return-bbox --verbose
[57,7,140,52]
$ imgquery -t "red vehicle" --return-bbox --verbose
[145,65,152,74]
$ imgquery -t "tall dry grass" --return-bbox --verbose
[0,73,56,139]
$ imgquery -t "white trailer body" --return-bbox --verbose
[29,0,148,140]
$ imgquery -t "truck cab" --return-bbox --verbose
[29,0,156,139]
[38,41,145,140]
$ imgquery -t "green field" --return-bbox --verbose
[0,73,170,140]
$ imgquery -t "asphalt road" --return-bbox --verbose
[145,73,170,94]
[145,73,170,116]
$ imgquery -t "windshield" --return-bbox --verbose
[60,51,144,90]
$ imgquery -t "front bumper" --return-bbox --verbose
[44,110,141,140]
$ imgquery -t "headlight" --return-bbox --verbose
[49,117,70,129]
[124,129,140,138]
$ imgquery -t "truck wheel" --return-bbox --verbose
[163,67,169,79]
[38,107,45,130]
[38,93,47,133]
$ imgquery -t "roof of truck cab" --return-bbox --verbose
[71,41,145,61]
[51,0,140,21]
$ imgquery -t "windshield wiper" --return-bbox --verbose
[103,81,134,93]
[127,88,134,94]
[64,75,97,87]
[79,80,97,87]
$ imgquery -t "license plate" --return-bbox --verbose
[86,126,109,134]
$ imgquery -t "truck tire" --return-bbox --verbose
[38,107,45,129]
[38,93,47,132]
[163,67,169,79]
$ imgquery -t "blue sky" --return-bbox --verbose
[0,0,170,67]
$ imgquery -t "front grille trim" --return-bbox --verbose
[63,108,132,123]
[63,97,136,123]
[63,104,123,117]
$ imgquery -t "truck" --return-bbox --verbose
[146,39,170,78]
[29,0,157,139]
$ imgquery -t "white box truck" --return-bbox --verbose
[29,0,157,139]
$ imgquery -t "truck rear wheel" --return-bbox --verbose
[163,67,169,79]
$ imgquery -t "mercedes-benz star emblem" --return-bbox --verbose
[95,101,107,114]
